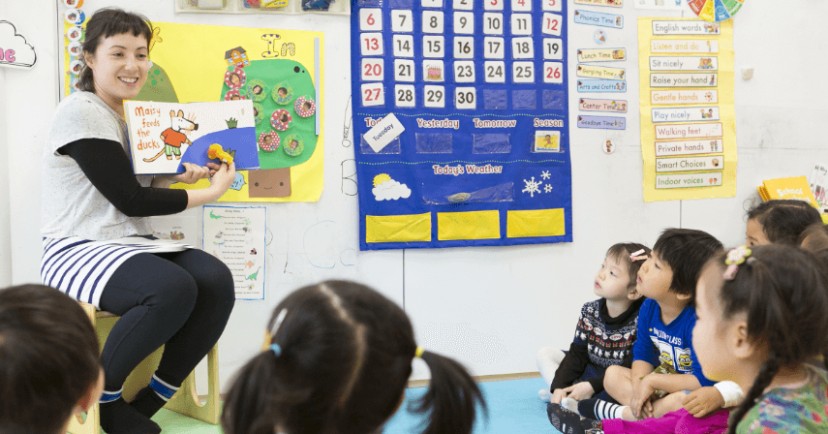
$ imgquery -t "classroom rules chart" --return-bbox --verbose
[350,0,572,250]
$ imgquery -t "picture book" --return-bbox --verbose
[124,100,259,175]
[758,176,819,208]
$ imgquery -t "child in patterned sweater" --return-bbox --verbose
[537,242,650,404]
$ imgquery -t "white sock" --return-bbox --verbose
[595,400,627,420]
[561,397,580,414]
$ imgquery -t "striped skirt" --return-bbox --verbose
[40,236,190,308]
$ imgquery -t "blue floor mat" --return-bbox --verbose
[384,377,561,434]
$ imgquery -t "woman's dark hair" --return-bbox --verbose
[705,246,828,434]
[747,199,822,246]
[605,242,651,290]
[0,284,100,434]
[221,280,486,434]
[653,228,723,302]
[78,8,153,92]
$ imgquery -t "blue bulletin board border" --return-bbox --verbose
[351,0,572,250]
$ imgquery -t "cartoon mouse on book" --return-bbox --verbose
[144,110,198,163]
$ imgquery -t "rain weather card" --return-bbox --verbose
[124,100,259,175]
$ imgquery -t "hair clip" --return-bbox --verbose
[723,245,752,280]
[269,308,288,335]
[629,248,648,262]
[414,346,425,359]
[270,343,282,358]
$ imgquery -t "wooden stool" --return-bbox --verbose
[67,303,221,434]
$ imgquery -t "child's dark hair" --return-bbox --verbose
[747,199,822,246]
[653,228,723,302]
[221,280,486,434]
[800,223,828,280]
[705,246,828,434]
[605,242,651,290]
[79,8,153,93]
[0,284,100,434]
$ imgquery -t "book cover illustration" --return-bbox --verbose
[124,100,259,175]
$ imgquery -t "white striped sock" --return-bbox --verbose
[595,399,627,420]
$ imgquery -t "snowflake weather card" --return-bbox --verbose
[350,0,572,250]
[125,100,259,175]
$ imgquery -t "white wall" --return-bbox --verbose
[0,1,11,285]
[0,64,9,286]
[4,0,56,284]
[2,0,827,390]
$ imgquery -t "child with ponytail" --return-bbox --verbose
[694,245,828,433]
[221,280,486,434]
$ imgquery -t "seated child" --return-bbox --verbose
[0,284,102,434]
[575,229,722,422]
[694,245,828,433]
[536,242,650,403]
[221,280,487,434]
[746,199,821,246]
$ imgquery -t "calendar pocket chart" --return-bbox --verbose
[351,0,572,250]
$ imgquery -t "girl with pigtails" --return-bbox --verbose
[693,245,828,433]
[221,280,487,434]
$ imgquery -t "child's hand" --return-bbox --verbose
[550,388,568,404]
[630,376,655,419]
[567,381,595,401]
[682,386,724,418]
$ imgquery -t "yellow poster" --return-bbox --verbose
[638,18,735,201]
[146,22,324,202]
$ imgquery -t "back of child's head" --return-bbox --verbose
[605,242,651,289]
[747,199,822,246]
[800,223,828,281]
[221,280,486,434]
[0,284,100,434]
[653,228,723,301]
[704,245,828,434]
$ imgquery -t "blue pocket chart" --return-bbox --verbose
[351,0,572,250]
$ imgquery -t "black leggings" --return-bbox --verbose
[99,249,235,391]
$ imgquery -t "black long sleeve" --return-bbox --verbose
[550,341,589,391]
[59,138,188,217]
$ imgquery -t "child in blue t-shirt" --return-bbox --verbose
[579,228,723,422]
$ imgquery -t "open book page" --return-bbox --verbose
[108,237,192,253]
[124,100,258,175]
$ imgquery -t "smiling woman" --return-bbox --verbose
[40,8,238,434]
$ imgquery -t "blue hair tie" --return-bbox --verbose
[270,343,282,357]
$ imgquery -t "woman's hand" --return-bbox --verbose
[208,162,236,196]
[171,163,212,185]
